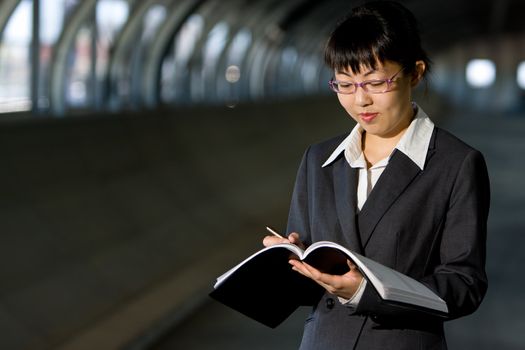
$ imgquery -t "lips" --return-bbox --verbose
[359,112,378,123]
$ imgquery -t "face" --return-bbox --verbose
[334,60,423,139]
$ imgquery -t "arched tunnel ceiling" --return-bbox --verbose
[262,0,525,51]
[2,0,525,116]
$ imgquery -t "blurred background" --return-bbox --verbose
[0,0,524,349]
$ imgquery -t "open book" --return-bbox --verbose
[210,241,448,328]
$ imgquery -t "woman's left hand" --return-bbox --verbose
[289,259,364,299]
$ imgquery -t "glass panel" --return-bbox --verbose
[63,0,129,110]
[300,55,319,92]
[161,14,204,103]
[67,25,93,107]
[96,0,129,107]
[96,0,128,79]
[142,4,166,43]
[0,0,32,113]
[41,1,65,45]
[126,4,164,107]
[278,46,298,94]
[175,15,204,68]
[39,0,67,112]
[160,53,175,102]
[219,28,252,103]
[65,0,81,16]
[203,21,229,70]
[194,21,229,100]
[227,28,251,65]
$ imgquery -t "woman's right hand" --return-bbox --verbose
[262,232,305,250]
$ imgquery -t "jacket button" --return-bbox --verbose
[326,297,335,309]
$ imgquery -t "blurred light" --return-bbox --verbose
[70,81,87,102]
[282,47,298,66]
[466,59,496,88]
[517,62,525,89]
[227,28,252,64]
[175,14,204,65]
[204,21,229,65]
[225,65,241,83]
[41,0,65,45]
[225,100,238,108]
[96,0,129,36]
[142,4,166,40]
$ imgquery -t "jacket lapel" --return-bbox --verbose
[358,150,422,249]
[332,158,364,254]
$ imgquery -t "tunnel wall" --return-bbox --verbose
[0,96,355,350]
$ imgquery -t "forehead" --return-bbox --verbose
[335,60,399,77]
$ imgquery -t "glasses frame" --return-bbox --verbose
[328,67,404,95]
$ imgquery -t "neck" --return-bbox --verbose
[362,105,415,166]
[362,132,401,167]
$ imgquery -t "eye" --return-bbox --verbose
[338,82,352,88]
[367,80,386,87]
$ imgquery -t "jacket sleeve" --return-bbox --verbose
[356,149,490,323]
[286,146,313,246]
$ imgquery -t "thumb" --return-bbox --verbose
[347,259,357,270]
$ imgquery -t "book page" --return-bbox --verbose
[304,241,448,313]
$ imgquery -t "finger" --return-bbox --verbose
[302,268,340,292]
[287,232,300,244]
[289,260,313,278]
[291,262,350,295]
[262,235,289,247]
[344,260,364,279]
[301,262,332,282]
[302,262,348,288]
[297,262,364,298]
[287,232,305,249]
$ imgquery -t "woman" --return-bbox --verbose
[263,1,490,349]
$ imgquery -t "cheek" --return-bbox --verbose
[336,94,346,107]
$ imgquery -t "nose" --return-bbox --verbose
[354,86,372,106]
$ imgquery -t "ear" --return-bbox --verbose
[411,60,426,87]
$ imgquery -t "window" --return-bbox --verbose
[36,0,67,111]
[142,4,166,42]
[96,0,129,80]
[0,0,32,113]
[161,14,204,103]
[67,26,93,107]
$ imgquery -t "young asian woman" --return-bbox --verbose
[262,1,490,349]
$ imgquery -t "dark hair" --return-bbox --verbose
[324,1,431,76]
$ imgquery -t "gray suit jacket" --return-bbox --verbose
[287,127,490,350]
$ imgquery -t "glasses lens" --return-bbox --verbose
[330,78,393,94]
[332,81,355,94]
[364,80,389,93]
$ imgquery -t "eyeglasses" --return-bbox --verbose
[328,68,404,94]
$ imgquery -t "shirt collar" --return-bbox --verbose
[321,104,434,170]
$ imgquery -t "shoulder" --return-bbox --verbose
[432,127,484,158]
[430,127,488,175]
